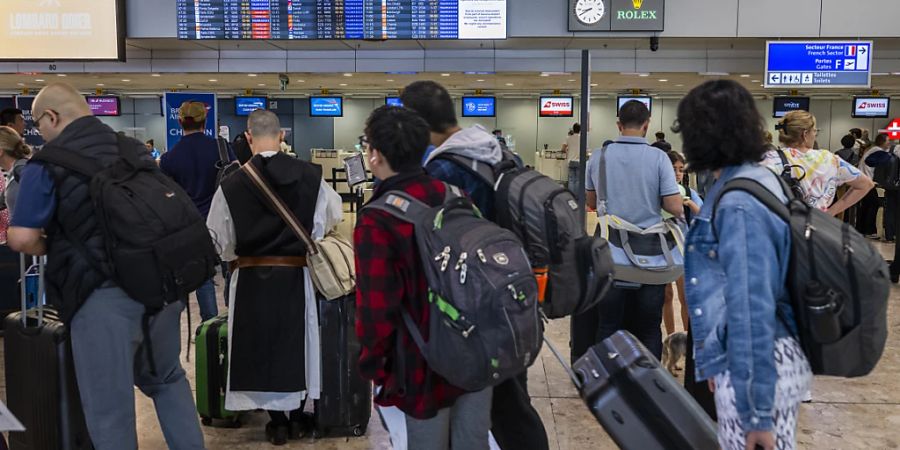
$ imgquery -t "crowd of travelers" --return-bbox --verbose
[0,79,892,450]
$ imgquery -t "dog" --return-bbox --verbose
[661,331,688,374]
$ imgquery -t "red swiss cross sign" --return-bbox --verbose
[882,119,900,140]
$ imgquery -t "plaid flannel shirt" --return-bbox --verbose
[354,170,466,420]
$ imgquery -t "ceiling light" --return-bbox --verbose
[339,83,348,86]
[177,83,185,87]
[505,83,514,86]
[638,73,650,77]
[121,79,131,82]
[658,79,668,82]
[257,83,266,87]
[590,83,598,87]
[872,72,890,76]
[386,79,394,82]
[35,79,44,82]
[297,79,305,83]
[151,73,161,77]
[56,74,67,77]
[751,80,760,83]
[892,72,900,76]
[540,73,549,77]
[247,73,257,77]
[441,73,450,77]
[699,72,729,76]
[343,73,353,77]
[740,74,751,78]
[476,79,485,82]
[208,79,217,82]
[675,84,684,87]
[17,83,25,86]
[568,79,576,82]
[759,84,765,87]
[96,83,105,87]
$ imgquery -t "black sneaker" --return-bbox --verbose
[288,413,313,440]
[266,422,289,446]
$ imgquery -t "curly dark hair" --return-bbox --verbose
[365,105,430,173]
[672,80,766,172]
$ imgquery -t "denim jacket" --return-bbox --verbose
[685,163,798,432]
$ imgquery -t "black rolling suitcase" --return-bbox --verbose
[3,257,94,450]
[313,293,371,438]
[547,330,717,450]
[0,247,20,332]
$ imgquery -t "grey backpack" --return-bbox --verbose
[432,153,614,319]
[366,184,542,391]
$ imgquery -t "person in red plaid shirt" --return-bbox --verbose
[354,105,493,450]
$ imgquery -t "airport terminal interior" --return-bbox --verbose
[2,0,900,448]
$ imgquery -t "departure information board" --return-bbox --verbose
[177,0,507,40]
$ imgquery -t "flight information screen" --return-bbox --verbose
[177,0,506,40]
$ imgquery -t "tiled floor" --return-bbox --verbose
[3,213,900,449]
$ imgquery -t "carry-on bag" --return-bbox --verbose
[313,293,371,438]
[194,314,241,428]
[0,246,19,331]
[3,256,94,450]
[545,330,717,450]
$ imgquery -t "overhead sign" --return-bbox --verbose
[0,0,123,61]
[164,92,217,151]
[569,0,665,32]
[882,119,900,141]
[14,97,44,151]
[765,41,872,89]
[539,97,575,117]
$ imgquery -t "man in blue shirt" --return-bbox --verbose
[8,83,204,450]
[401,81,548,450]
[160,101,235,321]
[574,100,684,361]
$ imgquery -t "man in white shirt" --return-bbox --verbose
[560,123,581,162]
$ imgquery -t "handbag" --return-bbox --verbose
[595,144,685,285]
[241,162,355,300]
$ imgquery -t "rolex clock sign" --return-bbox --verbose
[569,0,664,32]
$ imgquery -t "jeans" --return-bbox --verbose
[571,282,666,361]
[70,287,205,450]
[491,372,548,450]
[195,278,218,322]
[378,388,493,450]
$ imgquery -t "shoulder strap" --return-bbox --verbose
[364,190,434,225]
[711,178,792,235]
[431,153,497,187]
[31,145,99,177]
[216,137,229,165]
[596,145,609,215]
[241,162,318,255]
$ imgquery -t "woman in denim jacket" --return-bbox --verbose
[674,80,812,450]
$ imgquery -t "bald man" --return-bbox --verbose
[7,83,205,450]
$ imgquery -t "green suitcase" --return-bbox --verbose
[195,314,241,427]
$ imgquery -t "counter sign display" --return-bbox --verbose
[539,97,574,117]
[766,41,872,89]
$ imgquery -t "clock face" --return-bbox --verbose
[575,0,605,25]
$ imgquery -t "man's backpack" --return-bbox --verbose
[215,136,240,186]
[870,146,900,190]
[33,134,218,310]
[431,153,613,319]
[713,177,889,378]
[365,185,542,391]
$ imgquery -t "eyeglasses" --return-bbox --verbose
[32,110,55,129]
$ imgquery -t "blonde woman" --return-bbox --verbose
[0,126,32,223]
[762,110,874,216]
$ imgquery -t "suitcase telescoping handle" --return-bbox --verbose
[541,312,583,390]
[19,254,46,327]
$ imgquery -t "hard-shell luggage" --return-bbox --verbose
[545,330,717,450]
[3,257,94,450]
[313,294,371,438]
[194,314,241,427]
[0,246,19,331]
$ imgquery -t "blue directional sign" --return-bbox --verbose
[765,41,872,89]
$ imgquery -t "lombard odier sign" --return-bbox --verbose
[569,0,665,32]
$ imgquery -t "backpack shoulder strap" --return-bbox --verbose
[712,178,792,228]
[430,153,497,187]
[363,189,433,224]
[30,144,99,177]
[216,136,230,165]
[596,145,609,215]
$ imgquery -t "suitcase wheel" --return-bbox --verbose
[201,417,213,426]
[352,425,366,437]
[228,417,243,429]
[312,428,325,439]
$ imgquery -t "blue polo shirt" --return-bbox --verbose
[9,163,55,229]
[585,136,680,229]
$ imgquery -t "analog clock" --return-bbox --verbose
[574,0,605,26]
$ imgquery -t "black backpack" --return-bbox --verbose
[430,153,613,319]
[33,134,218,310]
[871,146,900,190]
[365,184,542,391]
[714,177,889,377]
